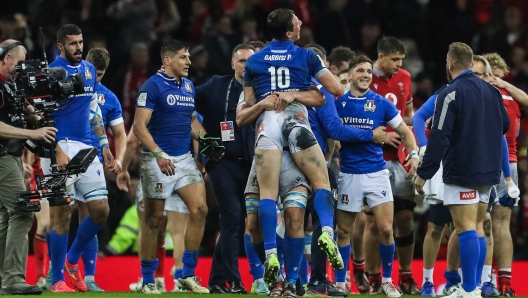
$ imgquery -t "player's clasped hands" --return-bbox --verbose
[260,93,279,111]
[384,131,401,148]
[372,126,386,144]
[273,91,296,113]
[158,159,176,176]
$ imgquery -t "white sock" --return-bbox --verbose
[382,277,392,284]
[423,268,434,285]
[491,270,497,287]
[336,282,346,289]
[84,275,94,282]
[482,265,492,285]
[322,226,334,238]
[265,248,277,258]
[458,268,463,284]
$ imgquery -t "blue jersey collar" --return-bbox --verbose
[345,89,373,100]
[157,71,176,81]
[449,69,473,83]
[54,55,81,68]
[269,40,294,48]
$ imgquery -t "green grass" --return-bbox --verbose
[35,293,392,297]
[33,293,528,297]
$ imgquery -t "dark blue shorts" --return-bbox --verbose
[429,203,452,226]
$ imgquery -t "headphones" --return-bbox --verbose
[0,41,23,61]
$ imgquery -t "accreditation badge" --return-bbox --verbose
[220,121,235,142]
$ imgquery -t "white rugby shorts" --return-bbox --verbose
[337,169,394,213]
[443,184,493,205]
[41,140,107,203]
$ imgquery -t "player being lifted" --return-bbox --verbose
[242,9,344,281]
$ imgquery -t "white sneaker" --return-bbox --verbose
[155,277,166,293]
[129,278,143,292]
[442,286,481,298]
[37,277,47,289]
[178,276,210,294]
[381,281,402,298]
[171,281,188,293]
[141,283,161,294]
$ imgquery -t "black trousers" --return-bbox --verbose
[207,158,251,285]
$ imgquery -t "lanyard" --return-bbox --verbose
[224,78,234,121]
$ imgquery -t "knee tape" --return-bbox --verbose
[304,232,313,254]
[283,191,308,210]
[286,126,318,153]
[82,185,108,201]
[395,231,415,247]
[245,197,259,214]
[394,197,417,213]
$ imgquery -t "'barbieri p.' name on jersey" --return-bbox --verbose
[335,90,402,175]
[49,55,97,144]
[244,40,329,102]
[135,72,196,157]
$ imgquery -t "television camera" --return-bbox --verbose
[10,59,98,212]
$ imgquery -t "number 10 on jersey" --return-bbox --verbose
[268,66,291,90]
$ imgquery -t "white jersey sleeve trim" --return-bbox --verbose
[109,117,124,127]
[387,114,404,129]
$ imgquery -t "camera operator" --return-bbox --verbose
[0,39,56,295]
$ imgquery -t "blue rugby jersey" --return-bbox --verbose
[89,82,123,162]
[135,72,195,157]
[49,56,97,144]
[244,40,329,102]
[335,90,401,174]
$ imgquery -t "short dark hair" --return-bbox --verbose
[232,43,255,59]
[448,42,473,70]
[160,40,189,62]
[305,43,327,60]
[327,46,355,67]
[86,48,110,71]
[337,68,349,77]
[57,24,82,44]
[267,9,295,40]
[247,40,267,51]
[377,36,406,55]
[349,55,373,70]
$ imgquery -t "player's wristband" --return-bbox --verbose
[410,149,419,159]
[152,147,170,161]
[98,135,109,148]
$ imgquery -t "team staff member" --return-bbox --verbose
[415,42,509,298]
[0,39,55,295]
[195,43,255,294]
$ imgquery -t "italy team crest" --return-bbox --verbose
[185,82,192,93]
[97,94,105,105]
[85,67,92,80]
[341,194,349,204]
[364,100,376,112]
[155,183,163,192]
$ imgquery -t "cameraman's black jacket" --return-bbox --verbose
[0,76,25,157]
